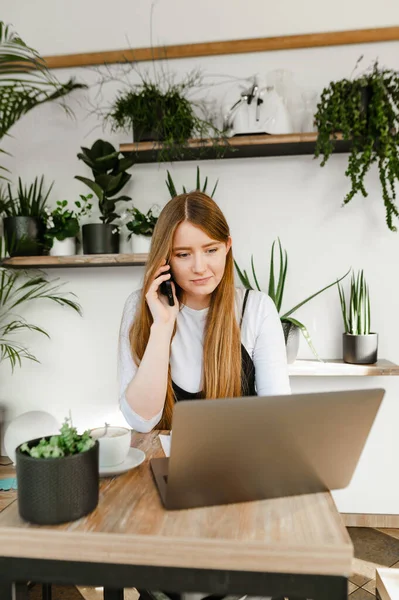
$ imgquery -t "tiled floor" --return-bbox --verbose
[27,528,399,599]
[347,527,399,598]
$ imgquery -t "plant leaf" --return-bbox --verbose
[281,268,351,320]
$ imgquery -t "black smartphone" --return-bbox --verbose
[160,270,175,307]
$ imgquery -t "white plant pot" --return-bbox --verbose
[49,237,76,256]
[131,234,152,254]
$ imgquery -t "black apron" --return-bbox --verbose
[172,289,256,401]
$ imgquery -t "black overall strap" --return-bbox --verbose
[239,289,250,328]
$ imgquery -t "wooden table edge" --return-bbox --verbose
[0,526,353,576]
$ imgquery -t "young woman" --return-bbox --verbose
[118,191,290,432]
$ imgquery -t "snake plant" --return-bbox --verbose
[165,167,218,198]
[338,270,371,335]
[235,238,350,359]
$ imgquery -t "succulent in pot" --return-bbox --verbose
[0,176,52,256]
[338,269,377,364]
[16,417,99,525]
[75,139,134,254]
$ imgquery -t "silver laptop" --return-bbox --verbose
[150,389,384,510]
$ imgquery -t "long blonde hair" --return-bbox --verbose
[129,192,242,429]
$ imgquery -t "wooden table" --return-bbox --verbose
[0,432,353,600]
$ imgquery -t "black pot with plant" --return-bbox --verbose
[104,70,223,161]
[0,176,52,256]
[16,418,99,525]
[314,59,399,232]
[75,139,134,254]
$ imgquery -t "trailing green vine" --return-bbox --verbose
[314,60,399,231]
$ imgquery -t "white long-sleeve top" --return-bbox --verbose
[118,288,291,432]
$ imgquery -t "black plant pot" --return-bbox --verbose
[360,85,373,119]
[16,437,99,525]
[343,333,378,364]
[133,126,163,143]
[3,216,46,257]
[82,223,120,254]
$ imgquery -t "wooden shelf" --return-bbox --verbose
[288,359,399,377]
[1,254,148,269]
[120,132,351,163]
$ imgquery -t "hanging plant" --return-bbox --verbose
[314,59,399,232]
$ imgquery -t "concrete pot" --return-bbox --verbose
[343,333,378,364]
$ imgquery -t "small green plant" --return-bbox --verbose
[338,269,371,335]
[126,206,159,239]
[235,238,350,358]
[20,417,95,458]
[0,176,52,217]
[75,139,134,225]
[314,59,399,232]
[165,166,218,198]
[44,194,93,245]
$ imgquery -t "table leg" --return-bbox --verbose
[0,582,13,600]
[313,576,348,600]
[42,583,52,600]
[104,589,124,600]
[14,583,30,600]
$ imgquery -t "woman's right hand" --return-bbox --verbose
[145,263,179,328]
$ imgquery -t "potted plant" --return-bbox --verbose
[44,194,93,256]
[125,206,160,253]
[0,238,82,371]
[0,176,52,256]
[165,166,219,198]
[103,69,223,161]
[314,59,399,232]
[16,417,98,524]
[75,139,135,254]
[338,269,377,364]
[235,239,350,363]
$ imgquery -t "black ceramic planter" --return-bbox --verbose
[16,437,99,525]
[133,126,163,143]
[82,223,120,254]
[343,333,378,364]
[3,216,46,256]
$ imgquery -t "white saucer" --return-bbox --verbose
[99,447,146,478]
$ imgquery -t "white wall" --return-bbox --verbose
[2,1,399,513]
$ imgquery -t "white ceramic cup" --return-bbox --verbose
[90,426,131,467]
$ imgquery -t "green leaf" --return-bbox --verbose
[234,260,253,289]
[281,268,351,320]
[250,255,261,291]
[166,170,177,198]
[275,238,287,313]
[74,176,104,202]
[268,240,276,304]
